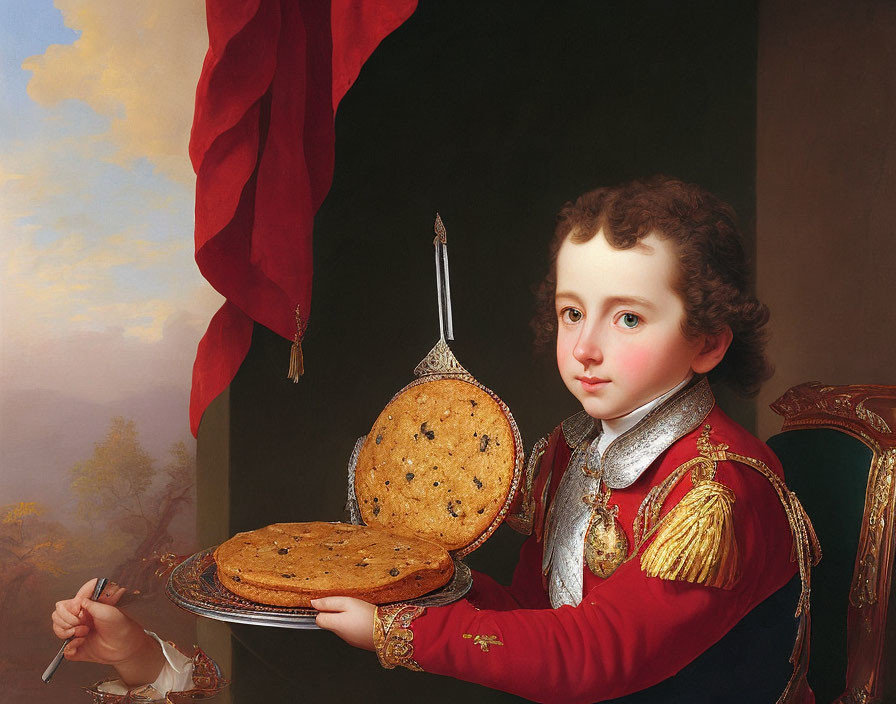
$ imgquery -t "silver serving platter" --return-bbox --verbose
[166,546,472,629]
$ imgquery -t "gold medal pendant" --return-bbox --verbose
[583,501,629,578]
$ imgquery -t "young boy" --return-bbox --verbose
[53,177,818,702]
[312,177,819,702]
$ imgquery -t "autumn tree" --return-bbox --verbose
[0,501,67,633]
[70,417,195,595]
[71,416,156,528]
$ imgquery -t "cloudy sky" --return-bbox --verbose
[1,0,226,510]
[0,0,222,406]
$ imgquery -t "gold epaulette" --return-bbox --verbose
[639,426,821,599]
[639,426,741,588]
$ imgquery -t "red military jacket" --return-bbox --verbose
[372,379,818,704]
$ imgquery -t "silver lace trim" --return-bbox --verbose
[602,377,715,489]
[561,410,596,447]
[543,432,601,608]
[344,436,366,524]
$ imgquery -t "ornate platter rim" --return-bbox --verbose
[166,546,472,630]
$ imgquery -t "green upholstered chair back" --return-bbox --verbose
[768,383,896,704]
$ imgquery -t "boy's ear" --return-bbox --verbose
[691,327,733,374]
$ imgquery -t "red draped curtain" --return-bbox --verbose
[188,0,418,435]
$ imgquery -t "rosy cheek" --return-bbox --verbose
[618,344,653,376]
[556,332,575,370]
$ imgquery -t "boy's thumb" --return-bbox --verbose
[79,597,113,620]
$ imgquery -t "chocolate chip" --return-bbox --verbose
[356,562,368,567]
[433,481,439,486]
[447,503,459,517]
[232,575,241,582]
[373,497,378,502]
[470,399,478,407]
[324,571,329,574]
[281,573,296,578]
[477,508,485,514]
[375,434,382,444]
[413,433,419,440]
[278,548,289,554]
[480,434,490,452]
[373,504,380,516]
[420,422,435,440]
[456,499,462,504]
[415,575,423,580]
[473,476,483,489]
[406,472,415,481]
[389,568,400,576]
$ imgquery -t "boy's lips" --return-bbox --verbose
[577,376,610,391]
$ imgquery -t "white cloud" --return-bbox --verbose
[22,0,207,184]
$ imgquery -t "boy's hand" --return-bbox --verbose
[312,597,376,651]
[50,578,165,685]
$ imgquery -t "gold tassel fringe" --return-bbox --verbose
[287,304,305,383]
[640,480,740,589]
[287,337,304,382]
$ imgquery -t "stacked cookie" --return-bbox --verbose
[215,522,454,607]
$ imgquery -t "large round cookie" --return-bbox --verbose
[355,377,518,552]
[214,522,454,607]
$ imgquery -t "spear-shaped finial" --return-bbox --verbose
[434,212,447,244]
[433,213,454,341]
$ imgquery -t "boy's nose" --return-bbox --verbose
[572,327,603,366]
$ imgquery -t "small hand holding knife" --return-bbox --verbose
[42,577,108,683]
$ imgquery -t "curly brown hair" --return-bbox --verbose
[532,176,772,397]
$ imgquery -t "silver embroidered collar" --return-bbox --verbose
[560,376,715,489]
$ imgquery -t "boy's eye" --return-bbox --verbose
[560,308,583,323]
[619,313,640,329]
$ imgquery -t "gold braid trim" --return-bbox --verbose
[506,436,548,535]
[373,604,426,671]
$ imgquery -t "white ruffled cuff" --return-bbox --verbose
[145,630,194,695]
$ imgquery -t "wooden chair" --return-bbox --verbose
[767,383,896,704]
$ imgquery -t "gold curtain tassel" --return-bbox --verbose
[287,304,306,383]
[640,480,740,589]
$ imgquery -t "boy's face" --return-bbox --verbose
[555,230,706,420]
